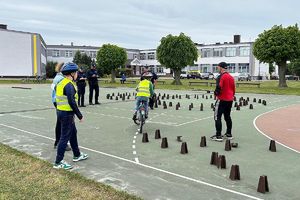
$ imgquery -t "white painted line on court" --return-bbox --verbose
[135,132,139,135]
[134,157,139,163]
[133,140,136,144]
[175,115,213,127]
[0,123,263,200]
[253,104,300,154]
[133,151,137,155]
[134,136,137,139]
[132,145,136,149]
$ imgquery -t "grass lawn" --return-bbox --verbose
[0,143,141,200]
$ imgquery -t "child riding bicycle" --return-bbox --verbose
[132,72,154,120]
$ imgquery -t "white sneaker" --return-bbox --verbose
[53,160,73,170]
[73,153,88,162]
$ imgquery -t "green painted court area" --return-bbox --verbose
[0,84,300,200]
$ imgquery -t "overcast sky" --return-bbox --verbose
[0,0,299,49]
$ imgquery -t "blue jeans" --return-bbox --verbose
[55,111,81,164]
[135,96,149,113]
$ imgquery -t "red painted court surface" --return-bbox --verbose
[1,84,300,200]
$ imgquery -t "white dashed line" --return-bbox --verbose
[134,157,139,163]
[132,145,135,149]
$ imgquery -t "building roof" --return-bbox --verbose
[0,27,47,46]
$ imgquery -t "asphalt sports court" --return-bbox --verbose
[0,84,299,200]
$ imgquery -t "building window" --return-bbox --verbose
[200,64,210,72]
[227,63,236,73]
[201,49,211,58]
[212,64,218,73]
[157,66,164,73]
[140,53,146,60]
[148,52,155,60]
[65,50,73,57]
[225,47,236,57]
[239,63,249,72]
[134,54,138,59]
[239,47,250,56]
[190,65,199,71]
[53,50,60,57]
[213,48,223,57]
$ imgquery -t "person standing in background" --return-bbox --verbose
[86,64,100,105]
[76,67,87,107]
[211,62,235,142]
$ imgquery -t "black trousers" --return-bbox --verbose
[88,82,99,103]
[214,100,233,136]
[148,93,156,109]
[77,83,86,106]
[54,113,61,146]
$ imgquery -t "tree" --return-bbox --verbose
[156,33,198,85]
[96,44,127,83]
[288,58,300,76]
[253,24,300,87]
[73,50,92,67]
[45,61,57,78]
[73,51,82,65]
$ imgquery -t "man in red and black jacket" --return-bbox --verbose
[211,62,235,142]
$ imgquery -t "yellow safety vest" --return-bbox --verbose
[56,78,78,111]
[136,80,151,97]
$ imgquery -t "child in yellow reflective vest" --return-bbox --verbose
[133,75,154,120]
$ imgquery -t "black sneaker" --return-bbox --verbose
[95,102,101,105]
[132,113,137,120]
[223,134,234,140]
[210,135,223,142]
[89,102,94,105]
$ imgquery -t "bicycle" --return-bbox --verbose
[133,100,148,134]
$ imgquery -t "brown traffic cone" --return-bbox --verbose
[258,99,261,103]
[210,152,218,165]
[229,165,240,180]
[217,155,226,169]
[211,103,214,109]
[142,133,149,143]
[253,98,256,102]
[200,136,207,147]
[202,94,205,98]
[249,104,253,109]
[206,96,208,99]
[231,143,238,148]
[106,94,110,99]
[172,95,175,99]
[236,105,240,110]
[257,175,269,193]
[169,102,172,107]
[200,103,203,111]
[176,104,179,110]
[225,140,231,151]
[234,102,238,107]
[115,96,118,100]
[210,95,213,99]
[158,100,161,105]
[180,142,188,154]
[112,93,115,96]
[154,101,158,108]
[155,129,161,139]
[189,105,192,111]
[110,96,113,100]
[190,103,194,108]
[177,136,182,142]
[161,137,168,148]
[269,140,276,152]
[179,95,181,99]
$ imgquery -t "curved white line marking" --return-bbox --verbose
[0,123,263,200]
[253,104,300,154]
